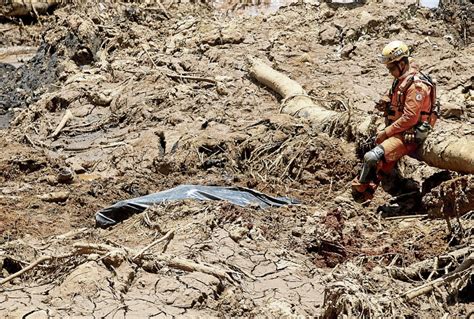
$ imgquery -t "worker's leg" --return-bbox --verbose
[352,134,416,200]
[351,145,385,200]
[378,134,417,177]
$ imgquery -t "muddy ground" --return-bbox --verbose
[0,0,473,318]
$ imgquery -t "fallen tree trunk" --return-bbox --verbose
[248,57,474,174]
[0,1,58,17]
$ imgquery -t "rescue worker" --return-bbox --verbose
[352,41,438,201]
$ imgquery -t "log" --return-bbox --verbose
[0,1,58,17]
[0,46,37,60]
[248,57,474,174]
[73,242,239,282]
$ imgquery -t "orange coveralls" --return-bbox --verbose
[376,67,434,176]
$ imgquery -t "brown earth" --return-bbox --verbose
[0,0,473,318]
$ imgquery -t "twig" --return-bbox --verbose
[389,191,419,203]
[50,110,73,138]
[36,191,70,203]
[101,141,127,149]
[132,230,175,260]
[23,134,36,147]
[143,45,158,69]
[0,27,16,33]
[384,214,428,220]
[157,1,171,19]
[0,254,72,286]
[166,73,217,84]
[0,256,51,285]
[54,227,89,240]
[29,0,42,27]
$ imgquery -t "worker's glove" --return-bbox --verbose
[374,97,390,112]
[374,101,387,112]
[414,121,432,143]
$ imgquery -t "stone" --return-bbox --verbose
[229,226,248,242]
[441,102,464,119]
[319,26,339,45]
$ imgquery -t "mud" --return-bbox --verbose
[0,0,473,318]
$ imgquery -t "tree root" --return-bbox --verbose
[389,246,472,281]
[401,252,474,300]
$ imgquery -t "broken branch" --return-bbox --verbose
[142,254,238,282]
[132,229,175,260]
[0,254,72,286]
[166,73,217,84]
[389,246,472,281]
[50,110,73,138]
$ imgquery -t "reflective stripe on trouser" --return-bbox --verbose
[377,134,418,175]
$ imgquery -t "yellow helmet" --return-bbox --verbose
[379,41,410,64]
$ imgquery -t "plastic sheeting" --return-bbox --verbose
[96,185,299,228]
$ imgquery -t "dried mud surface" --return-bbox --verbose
[0,1,473,318]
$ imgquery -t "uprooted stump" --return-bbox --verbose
[248,57,474,174]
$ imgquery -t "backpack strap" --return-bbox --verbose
[396,74,415,111]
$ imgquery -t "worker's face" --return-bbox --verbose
[386,62,400,78]
[386,60,407,78]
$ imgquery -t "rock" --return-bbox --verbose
[46,90,82,112]
[358,11,382,29]
[291,228,303,237]
[340,44,356,59]
[221,26,244,44]
[57,167,75,184]
[88,91,112,106]
[319,26,339,45]
[441,102,464,119]
[344,28,358,41]
[68,160,86,174]
[229,226,248,242]
[259,300,299,318]
[296,53,312,63]
[36,191,70,203]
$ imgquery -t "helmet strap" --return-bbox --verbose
[397,61,403,75]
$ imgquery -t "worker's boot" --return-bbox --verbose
[351,178,378,202]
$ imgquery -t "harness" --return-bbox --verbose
[387,71,439,126]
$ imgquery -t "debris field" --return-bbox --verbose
[0,0,473,318]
